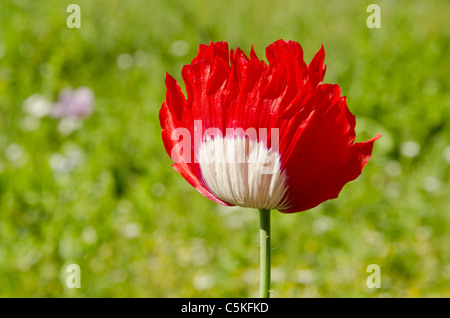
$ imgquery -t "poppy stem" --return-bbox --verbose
[259,208,271,298]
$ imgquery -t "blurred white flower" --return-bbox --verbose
[49,143,85,174]
[294,269,315,284]
[271,267,285,282]
[414,225,433,241]
[385,160,402,176]
[422,176,441,193]
[23,94,52,118]
[242,268,258,284]
[49,153,70,173]
[117,53,134,70]
[5,143,26,166]
[64,143,85,166]
[170,40,189,57]
[121,222,141,239]
[312,216,334,234]
[50,87,94,118]
[443,265,450,280]
[20,116,41,132]
[133,50,149,68]
[82,226,98,244]
[193,274,214,291]
[400,141,420,158]
[57,117,83,136]
[190,238,213,266]
[443,145,450,164]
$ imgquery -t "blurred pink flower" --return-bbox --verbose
[51,87,94,118]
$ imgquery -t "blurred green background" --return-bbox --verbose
[1,0,449,297]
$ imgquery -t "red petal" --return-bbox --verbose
[160,40,381,212]
[278,89,381,213]
[308,44,327,86]
[160,71,228,206]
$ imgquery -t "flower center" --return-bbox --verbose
[198,135,290,210]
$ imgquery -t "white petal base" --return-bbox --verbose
[198,135,290,210]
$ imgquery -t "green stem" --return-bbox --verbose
[259,208,271,298]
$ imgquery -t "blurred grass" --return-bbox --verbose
[0,0,449,297]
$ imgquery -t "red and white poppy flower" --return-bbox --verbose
[160,39,380,213]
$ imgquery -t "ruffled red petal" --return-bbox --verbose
[160,72,232,206]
